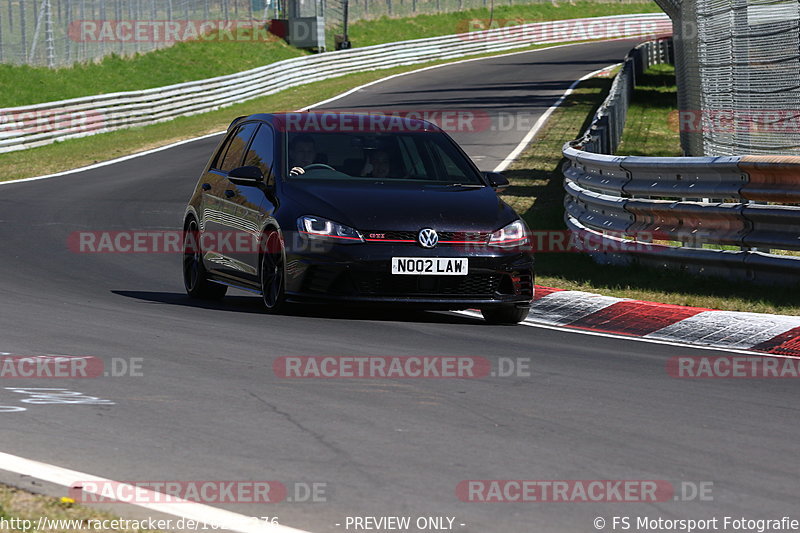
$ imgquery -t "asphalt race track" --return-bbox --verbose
[1,39,799,532]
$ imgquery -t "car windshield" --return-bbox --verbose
[284,130,484,185]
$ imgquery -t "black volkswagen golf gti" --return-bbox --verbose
[183,112,534,324]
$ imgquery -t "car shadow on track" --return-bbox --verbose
[111,290,483,325]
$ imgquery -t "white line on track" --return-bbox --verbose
[0,132,225,187]
[0,39,635,188]
[0,38,653,532]
[456,311,800,359]
[493,63,620,172]
[300,41,614,112]
[0,452,312,533]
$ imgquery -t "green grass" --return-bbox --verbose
[0,31,306,107]
[0,42,574,180]
[0,485,164,532]
[501,66,800,315]
[616,63,681,156]
[1,1,661,107]
[344,1,662,47]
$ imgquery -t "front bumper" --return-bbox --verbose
[284,237,534,309]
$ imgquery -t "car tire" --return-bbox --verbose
[260,229,288,314]
[183,218,227,300]
[481,305,529,325]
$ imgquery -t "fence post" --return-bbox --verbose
[115,0,122,54]
[20,0,28,63]
[133,0,140,54]
[64,0,72,63]
[45,0,54,67]
[28,0,47,64]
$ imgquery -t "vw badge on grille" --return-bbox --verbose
[418,228,439,248]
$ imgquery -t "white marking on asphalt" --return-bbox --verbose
[300,41,612,111]
[2,40,635,187]
[0,452,312,533]
[0,132,224,187]
[526,290,624,326]
[456,309,800,359]
[5,388,114,405]
[646,310,800,349]
[493,63,622,172]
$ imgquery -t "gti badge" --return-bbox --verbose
[418,228,439,248]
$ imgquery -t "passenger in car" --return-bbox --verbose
[364,149,402,179]
[288,135,318,176]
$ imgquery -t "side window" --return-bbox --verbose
[243,124,276,177]
[219,123,259,172]
[212,136,233,170]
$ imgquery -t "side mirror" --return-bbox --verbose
[228,165,264,186]
[483,171,509,190]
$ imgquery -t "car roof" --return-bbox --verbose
[235,112,444,134]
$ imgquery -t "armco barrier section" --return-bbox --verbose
[0,13,671,154]
[563,40,800,284]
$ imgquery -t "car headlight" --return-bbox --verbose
[298,215,364,243]
[488,219,529,248]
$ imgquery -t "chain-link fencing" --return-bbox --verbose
[1,0,655,68]
[0,0,290,67]
[660,0,800,156]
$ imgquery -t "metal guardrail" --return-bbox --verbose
[562,38,800,284]
[0,13,671,154]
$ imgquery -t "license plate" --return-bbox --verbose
[391,257,468,276]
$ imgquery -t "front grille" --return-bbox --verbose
[364,230,491,244]
[302,266,353,294]
[353,273,501,298]
[518,272,534,298]
[498,270,534,297]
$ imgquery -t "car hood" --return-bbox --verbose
[281,180,518,232]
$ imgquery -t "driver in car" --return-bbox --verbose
[362,149,402,179]
[288,135,318,176]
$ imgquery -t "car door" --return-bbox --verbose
[230,123,279,282]
[201,122,260,280]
